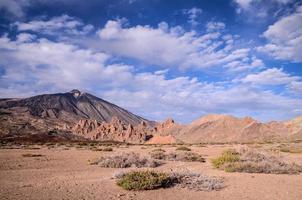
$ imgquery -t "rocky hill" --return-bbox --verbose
[157,114,302,143]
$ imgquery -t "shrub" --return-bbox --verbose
[150,151,205,162]
[176,146,191,151]
[171,171,224,191]
[102,147,113,151]
[212,148,302,174]
[167,152,205,162]
[22,153,44,157]
[152,148,166,153]
[115,170,224,191]
[150,151,166,160]
[90,152,162,168]
[211,149,240,169]
[280,147,302,154]
[116,171,173,190]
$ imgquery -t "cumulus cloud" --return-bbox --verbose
[93,19,262,71]
[0,33,301,122]
[15,15,94,36]
[257,5,302,62]
[241,68,300,85]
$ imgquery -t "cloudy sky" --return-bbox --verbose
[0,0,301,123]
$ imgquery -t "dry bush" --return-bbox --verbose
[166,152,205,162]
[212,148,302,174]
[150,151,205,162]
[115,170,223,191]
[152,148,166,153]
[22,153,44,157]
[89,152,162,168]
[176,146,191,151]
[171,171,224,191]
[90,147,114,151]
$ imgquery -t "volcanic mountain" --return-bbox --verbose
[0,90,154,142]
[1,90,301,144]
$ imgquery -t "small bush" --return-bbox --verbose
[150,151,166,160]
[90,152,162,168]
[167,152,205,162]
[211,149,240,168]
[22,153,44,157]
[171,171,224,191]
[116,171,173,190]
[102,147,113,151]
[176,146,191,151]
[152,148,166,153]
[150,151,205,162]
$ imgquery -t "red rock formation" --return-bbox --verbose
[71,117,155,143]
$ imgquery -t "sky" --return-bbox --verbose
[0,0,302,123]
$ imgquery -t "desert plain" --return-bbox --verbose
[1,142,302,200]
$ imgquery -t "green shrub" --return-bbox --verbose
[116,171,172,190]
[211,149,240,169]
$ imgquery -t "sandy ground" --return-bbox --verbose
[0,143,302,200]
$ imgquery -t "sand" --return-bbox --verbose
[0,144,302,200]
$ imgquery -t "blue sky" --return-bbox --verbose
[0,0,301,123]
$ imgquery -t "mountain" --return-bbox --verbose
[157,114,302,143]
[1,90,301,144]
[0,89,154,142]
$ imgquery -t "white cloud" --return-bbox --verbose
[0,33,301,122]
[206,21,226,32]
[183,7,202,26]
[233,0,294,18]
[257,5,302,62]
[94,19,261,71]
[241,68,300,85]
[15,15,94,36]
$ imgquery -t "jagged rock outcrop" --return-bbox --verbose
[71,117,155,143]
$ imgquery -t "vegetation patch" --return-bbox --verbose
[150,151,205,162]
[176,146,191,151]
[89,152,162,168]
[211,149,240,168]
[212,148,302,174]
[90,147,113,151]
[116,171,173,190]
[279,147,302,154]
[115,170,223,191]
[22,153,44,157]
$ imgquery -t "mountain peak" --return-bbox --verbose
[69,89,83,98]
